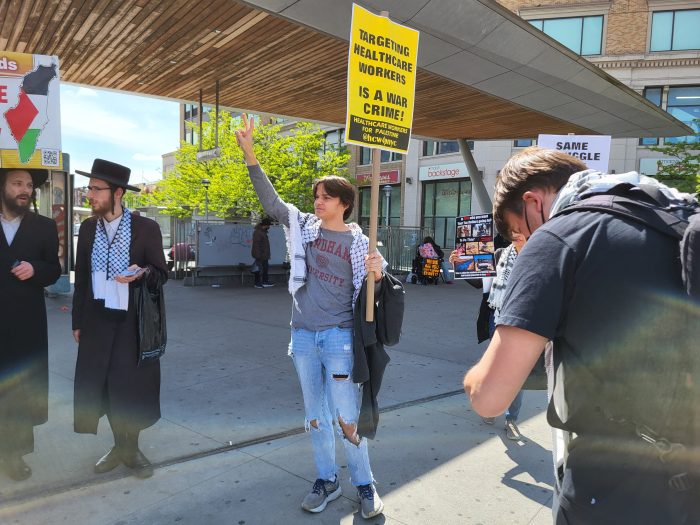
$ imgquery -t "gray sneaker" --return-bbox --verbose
[301,477,341,513]
[505,419,522,441]
[357,484,384,519]
[482,416,496,425]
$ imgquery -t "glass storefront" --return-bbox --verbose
[421,179,472,249]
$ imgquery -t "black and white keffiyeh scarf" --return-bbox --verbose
[550,169,695,216]
[284,203,385,310]
[488,243,518,323]
[91,208,132,310]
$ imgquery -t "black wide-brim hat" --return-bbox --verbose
[0,167,49,188]
[76,159,140,192]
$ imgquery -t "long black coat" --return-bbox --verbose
[0,212,61,455]
[72,214,167,434]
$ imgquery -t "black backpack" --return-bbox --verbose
[549,183,700,485]
[557,183,699,299]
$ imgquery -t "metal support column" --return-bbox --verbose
[458,139,491,214]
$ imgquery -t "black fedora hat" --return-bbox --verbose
[76,159,140,192]
[0,167,49,188]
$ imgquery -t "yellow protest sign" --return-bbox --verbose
[345,4,419,154]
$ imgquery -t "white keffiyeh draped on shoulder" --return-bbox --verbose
[283,203,384,311]
[91,208,132,311]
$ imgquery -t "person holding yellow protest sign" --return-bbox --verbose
[235,114,386,519]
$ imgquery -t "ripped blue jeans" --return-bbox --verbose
[289,327,374,487]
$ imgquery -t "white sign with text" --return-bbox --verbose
[419,162,468,181]
[537,134,611,173]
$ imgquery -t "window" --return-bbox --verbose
[358,147,402,165]
[665,86,700,144]
[650,10,700,52]
[358,186,401,227]
[529,15,603,55]
[421,180,472,248]
[359,147,372,165]
[381,150,402,163]
[422,140,472,156]
[514,139,534,148]
[184,104,198,120]
[323,129,345,154]
[640,88,662,146]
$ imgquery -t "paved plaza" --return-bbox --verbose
[0,280,554,525]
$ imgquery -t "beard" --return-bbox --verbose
[1,193,31,216]
[90,199,113,217]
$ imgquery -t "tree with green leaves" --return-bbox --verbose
[646,122,700,194]
[148,112,350,219]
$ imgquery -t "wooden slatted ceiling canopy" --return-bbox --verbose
[0,0,690,140]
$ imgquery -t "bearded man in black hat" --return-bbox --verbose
[72,159,167,479]
[0,167,61,481]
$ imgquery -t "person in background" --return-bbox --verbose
[251,217,274,289]
[415,236,454,283]
[485,232,527,440]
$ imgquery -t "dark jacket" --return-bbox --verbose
[251,224,270,260]
[476,247,506,344]
[0,212,61,455]
[72,214,167,433]
[353,273,405,439]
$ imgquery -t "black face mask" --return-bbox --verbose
[523,202,546,240]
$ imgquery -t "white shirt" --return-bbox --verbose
[0,214,22,245]
[102,214,122,243]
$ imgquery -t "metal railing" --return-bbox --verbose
[170,218,432,279]
[170,218,197,280]
[373,226,434,274]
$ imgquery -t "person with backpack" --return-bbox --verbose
[234,114,386,519]
[463,146,700,524]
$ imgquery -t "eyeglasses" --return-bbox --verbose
[86,185,111,193]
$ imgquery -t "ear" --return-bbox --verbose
[522,190,544,212]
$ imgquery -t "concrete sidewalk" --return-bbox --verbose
[0,279,554,524]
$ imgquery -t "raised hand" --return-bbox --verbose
[234,113,258,165]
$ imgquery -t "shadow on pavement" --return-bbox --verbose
[0,279,553,525]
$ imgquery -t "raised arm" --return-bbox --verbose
[235,114,290,226]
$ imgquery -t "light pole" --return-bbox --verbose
[382,184,392,227]
[201,178,211,222]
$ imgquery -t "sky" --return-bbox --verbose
[60,84,181,188]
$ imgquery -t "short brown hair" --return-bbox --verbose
[493,147,587,239]
[313,176,355,221]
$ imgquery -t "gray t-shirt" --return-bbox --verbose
[293,228,354,330]
[246,164,360,330]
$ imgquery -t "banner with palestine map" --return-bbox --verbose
[0,52,62,170]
